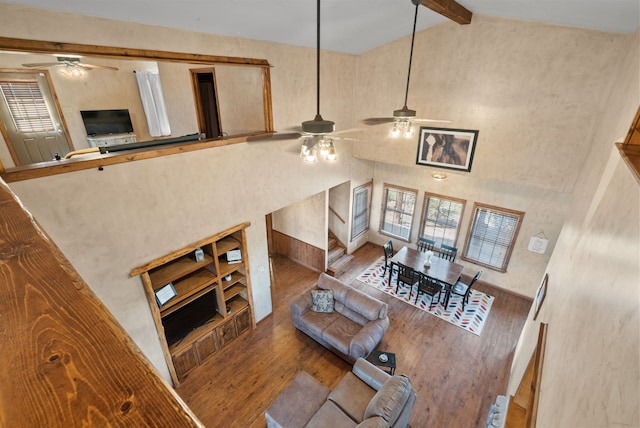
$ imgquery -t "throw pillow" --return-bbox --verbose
[311,289,334,313]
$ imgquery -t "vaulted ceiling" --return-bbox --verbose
[1,0,639,54]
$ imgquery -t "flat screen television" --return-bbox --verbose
[162,289,218,347]
[81,109,134,136]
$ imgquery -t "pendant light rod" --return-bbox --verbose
[403,0,420,109]
[315,0,321,117]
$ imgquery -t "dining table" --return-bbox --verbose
[389,246,465,306]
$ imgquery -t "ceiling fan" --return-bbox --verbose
[363,0,450,137]
[22,56,119,78]
[294,0,342,162]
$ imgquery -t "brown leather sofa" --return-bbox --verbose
[290,273,390,363]
[265,357,416,428]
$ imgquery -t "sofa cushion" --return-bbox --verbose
[363,375,412,424]
[344,289,388,321]
[298,310,339,338]
[305,401,357,428]
[322,316,363,355]
[328,371,377,423]
[317,273,350,302]
[311,289,334,313]
[355,417,388,428]
[265,372,331,428]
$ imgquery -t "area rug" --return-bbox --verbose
[357,256,494,336]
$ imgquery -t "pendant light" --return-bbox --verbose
[300,0,336,162]
[391,0,421,138]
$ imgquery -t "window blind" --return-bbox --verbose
[0,81,55,133]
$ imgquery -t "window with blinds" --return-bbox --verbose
[420,192,466,249]
[0,81,55,133]
[380,184,417,241]
[463,203,524,272]
[351,181,372,241]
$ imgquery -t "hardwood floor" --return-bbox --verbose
[176,242,532,427]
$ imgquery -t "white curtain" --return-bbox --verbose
[134,71,171,137]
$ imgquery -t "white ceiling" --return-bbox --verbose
[2,0,639,54]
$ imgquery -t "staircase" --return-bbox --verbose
[326,234,353,277]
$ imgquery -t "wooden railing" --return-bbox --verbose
[329,205,346,224]
[0,179,203,426]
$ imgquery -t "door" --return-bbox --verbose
[0,71,72,165]
[190,68,222,139]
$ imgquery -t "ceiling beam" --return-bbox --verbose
[421,0,472,25]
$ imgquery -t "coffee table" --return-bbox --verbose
[366,350,396,375]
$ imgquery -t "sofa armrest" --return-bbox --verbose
[290,290,312,326]
[349,318,389,361]
[352,358,390,391]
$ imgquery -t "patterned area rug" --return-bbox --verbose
[357,256,494,336]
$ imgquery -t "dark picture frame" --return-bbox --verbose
[416,127,479,172]
[533,273,548,320]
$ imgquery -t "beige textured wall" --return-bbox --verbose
[353,15,629,296]
[272,190,327,250]
[509,30,640,427]
[0,3,366,381]
[1,4,638,422]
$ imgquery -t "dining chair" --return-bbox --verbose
[382,241,395,274]
[415,273,443,310]
[450,270,483,309]
[417,237,435,252]
[395,263,419,293]
[439,244,458,262]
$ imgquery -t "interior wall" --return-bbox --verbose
[272,190,327,249]
[353,15,630,297]
[368,162,569,293]
[0,3,369,382]
[328,181,350,247]
[508,30,640,426]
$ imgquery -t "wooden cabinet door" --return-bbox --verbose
[195,328,219,363]
[172,346,198,380]
[235,307,251,335]
[217,318,237,348]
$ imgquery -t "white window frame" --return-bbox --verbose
[379,183,418,242]
[462,202,525,272]
[351,181,372,241]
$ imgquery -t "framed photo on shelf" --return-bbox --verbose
[533,273,548,320]
[416,127,479,172]
[155,282,177,307]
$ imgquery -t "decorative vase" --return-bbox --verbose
[424,250,433,267]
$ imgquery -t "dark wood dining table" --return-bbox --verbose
[389,246,464,306]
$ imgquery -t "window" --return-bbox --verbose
[380,184,418,241]
[419,193,465,249]
[0,81,55,133]
[463,203,525,272]
[351,181,372,241]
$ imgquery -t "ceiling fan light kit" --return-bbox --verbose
[299,0,337,163]
[300,135,336,162]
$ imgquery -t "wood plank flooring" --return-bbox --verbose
[176,242,532,427]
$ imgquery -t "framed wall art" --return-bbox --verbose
[533,273,548,320]
[416,127,479,172]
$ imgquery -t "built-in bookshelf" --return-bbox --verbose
[131,222,254,385]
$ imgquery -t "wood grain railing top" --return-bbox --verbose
[0,179,202,426]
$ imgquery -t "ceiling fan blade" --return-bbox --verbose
[246,132,302,142]
[412,118,453,123]
[21,62,60,68]
[77,63,119,71]
[362,117,395,126]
